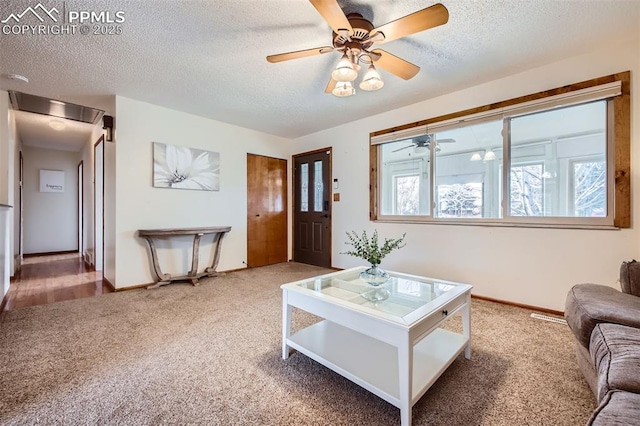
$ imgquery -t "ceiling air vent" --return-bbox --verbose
[8,91,104,124]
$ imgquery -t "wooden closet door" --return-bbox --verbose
[247,154,288,267]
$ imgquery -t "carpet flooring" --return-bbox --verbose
[0,262,595,425]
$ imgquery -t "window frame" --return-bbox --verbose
[369,72,630,229]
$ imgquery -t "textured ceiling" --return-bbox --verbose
[1,0,639,148]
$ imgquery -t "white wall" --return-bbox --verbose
[78,96,115,284]
[12,110,22,272]
[0,91,12,298]
[0,91,18,277]
[22,147,81,254]
[291,37,639,312]
[113,96,291,288]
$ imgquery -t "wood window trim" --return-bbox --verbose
[369,71,631,227]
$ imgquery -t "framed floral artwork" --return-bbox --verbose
[153,142,220,191]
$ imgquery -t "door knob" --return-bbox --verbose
[321,214,329,218]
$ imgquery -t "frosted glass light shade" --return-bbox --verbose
[483,150,496,161]
[414,146,428,155]
[359,65,384,91]
[470,152,482,161]
[331,54,358,82]
[332,81,355,97]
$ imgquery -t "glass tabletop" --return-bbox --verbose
[287,267,470,325]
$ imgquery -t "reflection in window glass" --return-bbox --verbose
[434,120,503,218]
[510,101,606,217]
[300,163,309,212]
[510,164,543,216]
[380,142,429,216]
[573,160,606,217]
[395,175,419,215]
[377,98,611,224]
[314,160,323,212]
[437,183,483,218]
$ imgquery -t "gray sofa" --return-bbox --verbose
[565,260,640,425]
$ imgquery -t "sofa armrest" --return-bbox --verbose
[620,259,640,297]
[565,283,640,348]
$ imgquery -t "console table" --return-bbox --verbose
[138,226,231,289]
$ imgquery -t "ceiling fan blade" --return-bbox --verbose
[325,78,337,94]
[392,145,414,153]
[309,0,354,36]
[370,3,449,44]
[370,49,420,80]
[267,46,334,63]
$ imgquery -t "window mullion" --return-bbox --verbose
[502,117,511,219]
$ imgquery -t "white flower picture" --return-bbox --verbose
[153,142,220,191]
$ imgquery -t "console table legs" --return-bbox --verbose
[188,233,204,286]
[142,236,172,288]
[141,230,229,289]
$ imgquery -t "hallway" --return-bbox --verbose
[2,254,112,311]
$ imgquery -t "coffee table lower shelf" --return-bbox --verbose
[287,320,467,408]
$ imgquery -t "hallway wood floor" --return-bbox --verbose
[2,253,112,311]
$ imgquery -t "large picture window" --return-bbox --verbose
[370,72,630,228]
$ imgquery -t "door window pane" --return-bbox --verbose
[300,163,308,212]
[314,160,323,212]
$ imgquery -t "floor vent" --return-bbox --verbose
[530,313,567,325]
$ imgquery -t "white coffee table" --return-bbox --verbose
[281,267,472,426]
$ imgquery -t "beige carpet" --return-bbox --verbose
[0,263,595,425]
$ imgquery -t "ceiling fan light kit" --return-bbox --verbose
[470,152,482,161]
[332,81,356,97]
[359,64,384,91]
[331,53,358,82]
[267,1,449,98]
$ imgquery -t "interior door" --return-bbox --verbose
[94,136,104,272]
[293,149,331,268]
[78,161,83,256]
[247,154,288,267]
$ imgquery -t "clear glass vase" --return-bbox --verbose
[359,265,390,302]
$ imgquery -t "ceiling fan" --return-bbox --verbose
[266,0,449,97]
[392,135,456,154]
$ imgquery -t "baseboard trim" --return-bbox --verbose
[113,283,150,292]
[24,250,79,258]
[471,294,564,317]
[113,267,249,292]
[0,291,8,312]
[103,277,116,292]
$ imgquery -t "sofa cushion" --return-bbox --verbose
[587,390,640,426]
[620,259,640,297]
[591,323,640,401]
[565,284,640,349]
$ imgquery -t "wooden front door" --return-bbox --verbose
[247,154,288,268]
[293,149,331,268]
